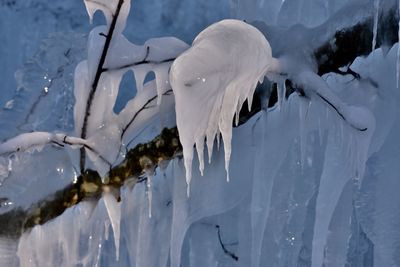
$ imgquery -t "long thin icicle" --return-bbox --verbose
[372,0,379,51]
[147,172,153,218]
[397,0,400,88]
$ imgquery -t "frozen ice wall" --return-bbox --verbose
[231,0,381,28]
[12,46,399,265]
[1,0,400,267]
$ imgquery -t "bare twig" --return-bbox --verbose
[216,225,239,261]
[121,89,173,140]
[103,57,175,72]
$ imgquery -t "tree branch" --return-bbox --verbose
[0,127,181,237]
[315,6,399,76]
[1,5,399,237]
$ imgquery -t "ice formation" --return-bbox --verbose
[74,0,188,178]
[372,0,380,51]
[170,19,280,192]
[0,0,189,180]
[1,0,399,267]
[397,0,400,88]
[84,0,130,33]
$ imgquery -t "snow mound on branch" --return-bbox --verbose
[170,19,279,194]
[84,0,131,34]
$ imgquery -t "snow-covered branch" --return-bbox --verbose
[79,0,125,173]
[314,5,399,75]
[0,127,182,236]
[0,0,398,238]
[0,132,113,168]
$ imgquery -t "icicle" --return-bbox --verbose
[247,85,255,111]
[299,98,308,169]
[235,103,241,126]
[146,172,153,218]
[132,65,149,93]
[102,193,121,261]
[206,130,216,164]
[277,82,286,110]
[195,138,205,176]
[372,0,379,51]
[397,1,400,88]
[182,145,194,197]
[0,238,18,267]
[104,220,111,240]
[216,130,221,151]
[318,116,323,146]
[0,157,10,182]
[153,63,172,105]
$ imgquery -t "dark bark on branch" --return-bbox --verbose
[0,127,181,237]
[315,7,399,76]
[1,5,399,237]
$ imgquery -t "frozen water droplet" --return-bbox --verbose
[4,100,14,110]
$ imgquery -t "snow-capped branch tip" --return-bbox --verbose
[0,132,112,168]
[84,0,130,32]
[288,70,374,132]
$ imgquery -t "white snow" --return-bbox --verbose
[170,19,280,191]
[0,132,88,156]
[1,0,399,266]
[71,0,188,179]
[84,0,131,34]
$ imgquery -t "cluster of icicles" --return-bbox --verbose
[0,0,283,200]
[0,0,375,209]
[0,0,380,266]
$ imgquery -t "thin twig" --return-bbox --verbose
[103,57,175,72]
[314,92,367,131]
[216,225,239,261]
[121,89,173,140]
